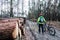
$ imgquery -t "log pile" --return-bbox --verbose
[0,22,18,40]
[0,18,25,40]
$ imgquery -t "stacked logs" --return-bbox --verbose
[0,18,25,40]
[0,21,18,40]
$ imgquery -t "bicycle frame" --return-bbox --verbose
[43,24,53,32]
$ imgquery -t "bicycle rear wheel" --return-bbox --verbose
[48,27,56,36]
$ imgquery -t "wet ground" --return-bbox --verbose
[23,20,60,40]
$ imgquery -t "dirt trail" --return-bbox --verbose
[25,20,60,40]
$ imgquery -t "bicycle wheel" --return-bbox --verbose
[48,27,56,36]
[43,26,46,32]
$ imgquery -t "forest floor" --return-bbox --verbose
[47,21,60,30]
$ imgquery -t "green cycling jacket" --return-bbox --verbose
[37,16,46,24]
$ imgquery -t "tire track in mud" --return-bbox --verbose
[55,30,60,39]
[26,21,37,40]
[29,27,37,40]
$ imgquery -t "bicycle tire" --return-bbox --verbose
[48,27,56,36]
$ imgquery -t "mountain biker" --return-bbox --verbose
[37,13,46,34]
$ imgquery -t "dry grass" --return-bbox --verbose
[47,21,60,29]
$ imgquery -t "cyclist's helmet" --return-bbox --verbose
[39,13,43,16]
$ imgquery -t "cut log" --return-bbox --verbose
[0,18,19,23]
[12,22,18,39]
[0,22,18,40]
[0,18,25,40]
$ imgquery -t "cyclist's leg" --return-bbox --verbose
[38,24,41,33]
[41,24,44,34]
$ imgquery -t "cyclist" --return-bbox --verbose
[37,13,46,34]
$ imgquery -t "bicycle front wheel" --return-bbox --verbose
[48,27,56,36]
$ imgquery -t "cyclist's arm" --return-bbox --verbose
[37,17,40,23]
[44,18,46,23]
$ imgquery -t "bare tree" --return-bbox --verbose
[10,0,13,17]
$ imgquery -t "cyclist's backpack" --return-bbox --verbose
[39,17,44,23]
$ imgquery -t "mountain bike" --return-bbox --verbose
[43,24,56,36]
